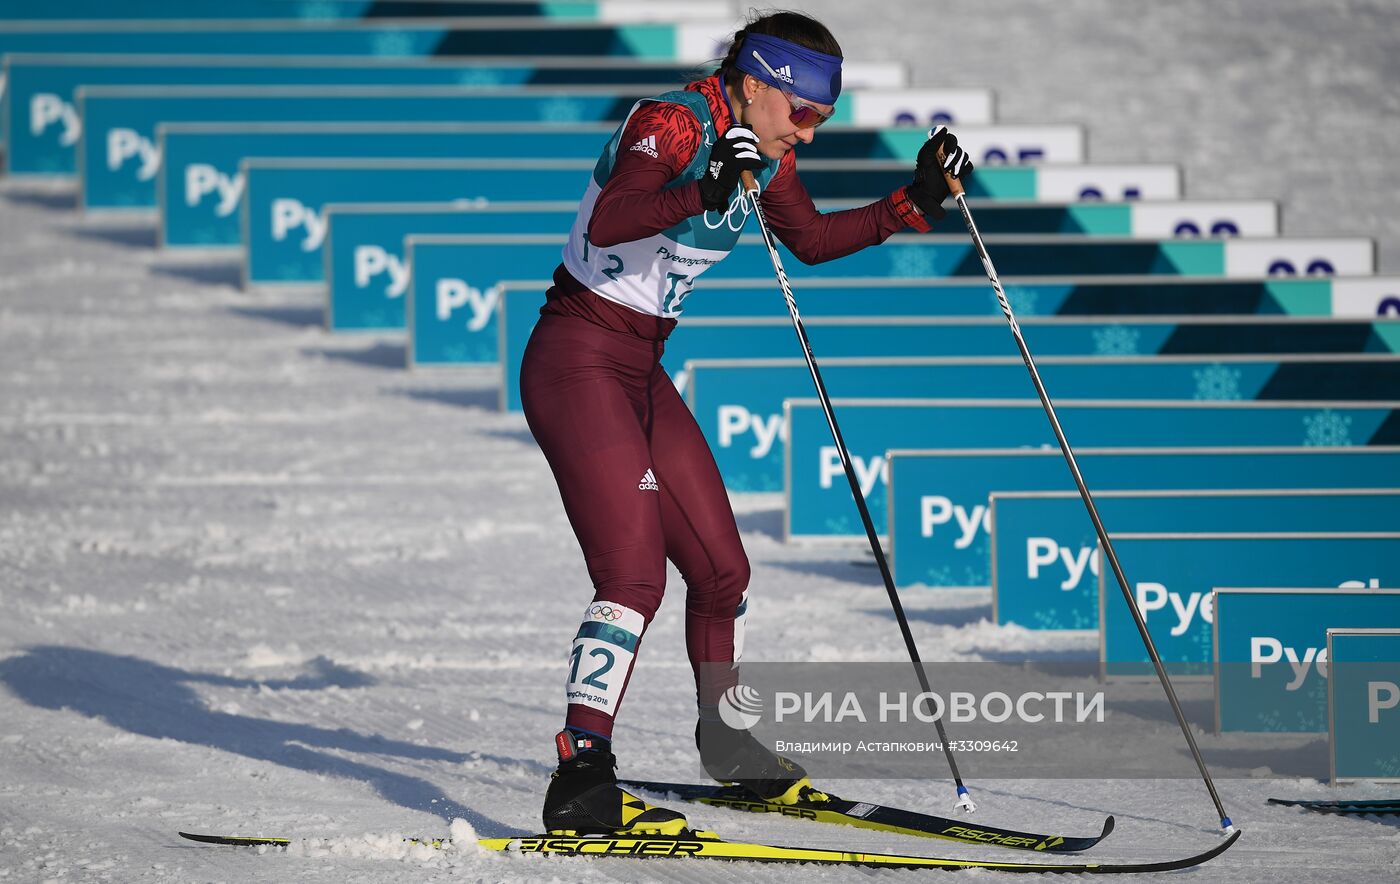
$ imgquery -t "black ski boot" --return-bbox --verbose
[542,730,688,836]
[695,717,832,806]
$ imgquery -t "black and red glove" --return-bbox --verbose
[905,126,974,221]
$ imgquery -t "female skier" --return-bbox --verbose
[520,9,973,836]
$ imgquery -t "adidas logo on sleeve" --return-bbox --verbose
[629,134,659,158]
[638,469,659,491]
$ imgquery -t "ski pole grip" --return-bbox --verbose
[937,147,966,198]
[740,170,761,195]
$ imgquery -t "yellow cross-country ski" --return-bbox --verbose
[621,779,1113,852]
[179,827,1241,873]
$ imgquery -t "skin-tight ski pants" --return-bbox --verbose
[520,314,749,739]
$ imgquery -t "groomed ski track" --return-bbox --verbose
[2,0,1399,881]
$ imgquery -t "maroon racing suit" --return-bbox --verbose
[521,74,929,740]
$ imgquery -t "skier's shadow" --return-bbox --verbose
[0,646,520,835]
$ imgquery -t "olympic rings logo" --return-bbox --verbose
[702,191,751,232]
[589,604,624,622]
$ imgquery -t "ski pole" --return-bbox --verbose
[933,155,1234,834]
[738,170,975,813]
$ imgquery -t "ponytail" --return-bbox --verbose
[717,25,750,86]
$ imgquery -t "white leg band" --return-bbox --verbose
[566,601,646,716]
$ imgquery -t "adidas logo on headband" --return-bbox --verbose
[752,50,797,85]
[739,36,842,106]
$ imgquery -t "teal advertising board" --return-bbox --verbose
[886,448,1400,592]
[1329,628,1400,783]
[325,203,1306,332]
[6,57,704,176]
[0,1,723,20]
[992,489,1400,630]
[409,235,1386,367]
[250,162,1225,286]
[0,19,728,65]
[787,399,1400,541]
[1100,535,1400,679]
[686,355,1400,492]
[163,123,1083,248]
[81,85,996,209]
[1215,589,1400,733]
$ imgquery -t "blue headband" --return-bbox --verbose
[732,32,843,106]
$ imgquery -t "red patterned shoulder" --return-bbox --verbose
[617,101,705,173]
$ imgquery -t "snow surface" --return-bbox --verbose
[3,1,1400,881]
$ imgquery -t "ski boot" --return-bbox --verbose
[542,730,688,836]
[695,717,833,806]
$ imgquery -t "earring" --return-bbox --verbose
[745,98,752,105]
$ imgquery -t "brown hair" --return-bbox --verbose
[715,10,842,93]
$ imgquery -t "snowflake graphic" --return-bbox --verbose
[1187,625,1212,666]
[823,515,857,534]
[295,1,338,18]
[1000,285,1040,316]
[370,32,415,57]
[1030,604,1097,630]
[276,261,311,282]
[1299,679,1328,731]
[1091,325,1141,355]
[1256,709,1289,733]
[887,245,936,278]
[1192,363,1243,400]
[726,474,755,492]
[922,565,955,586]
[539,97,586,123]
[1302,409,1355,446]
[455,69,506,87]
